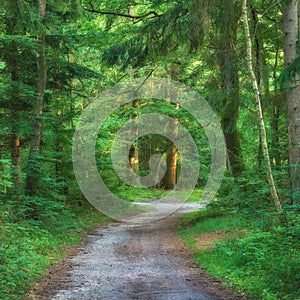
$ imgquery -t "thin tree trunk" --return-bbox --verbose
[251,5,280,167]
[271,105,281,166]
[25,0,47,195]
[283,0,300,203]
[129,99,139,174]
[6,0,22,195]
[0,150,4,193]
[10,57,22,195]
[242,0,283,212]
[258,136,263,167]
[10,130,21,195]
[161,120,178,189]
[250,5,261,87]
[271,41,282,167]
[161,63,179,189]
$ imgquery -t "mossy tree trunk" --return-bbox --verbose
[217,0,245,177]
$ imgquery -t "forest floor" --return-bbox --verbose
[28,201,247,300]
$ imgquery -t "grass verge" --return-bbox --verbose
[179,208,300,300]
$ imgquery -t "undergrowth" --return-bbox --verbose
[179,207,300,300]
[0,199,109,300]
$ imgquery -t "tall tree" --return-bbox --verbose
[161,63,179,189]
[215,0,244,177]
[283,0,300,203]
[25,0,47,195]
[188,0,244,177]
[242,0,282,212]
[5,0,23,195]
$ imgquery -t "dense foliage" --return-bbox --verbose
[0,202,109,299]
[0,0,299,298]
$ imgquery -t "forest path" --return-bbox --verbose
[32,201,246,300]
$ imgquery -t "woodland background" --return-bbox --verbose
[0,0,299,299]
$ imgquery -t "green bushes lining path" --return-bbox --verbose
[179,208,300,300]
[0,201,110,300]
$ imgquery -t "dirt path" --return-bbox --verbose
[30,201,246,300]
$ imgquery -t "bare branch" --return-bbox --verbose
[83,2,161,20]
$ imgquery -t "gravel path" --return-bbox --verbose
[31,201,247,300]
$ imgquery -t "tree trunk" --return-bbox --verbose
[242,0,283,212]
[283,0,300,203]
[25,0,47,196]
[6,0,22,195]
[161,138,178,189]
[218,3,244,177]
[250,4,281,167]
[0,150,4,193]
[129,99,139,174]
[161,63,179,189]
[10,56,22,195]
[271,104,281,166]
[10,130,21,195]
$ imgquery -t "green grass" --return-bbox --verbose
[119,187,204,203]
[115,186,205,202]
[179,208,300,300]
[180,208,246,233]
[183,188,204,202]
[114,185,167,202]
[165,188,204,203]
[0,202,110,300]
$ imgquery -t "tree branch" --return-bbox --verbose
[83,2,161,19]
